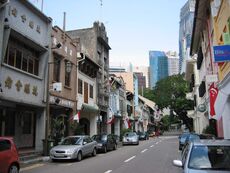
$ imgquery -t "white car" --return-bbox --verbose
[50,135,97,161]
[122,132,139,145]
[173,139,230,172]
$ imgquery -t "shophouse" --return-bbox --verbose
[67,22,111,134]
[108,75,126,136]
[0,0,52,151]
[212,0,230,139]
[190,0,220,136]
[49,26,77,143]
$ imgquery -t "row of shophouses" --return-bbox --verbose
[0,0,158,152]
[185,0,230,139]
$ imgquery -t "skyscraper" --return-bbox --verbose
[166,51,179,76]
[179,0,195,73]
[149,51,168,89]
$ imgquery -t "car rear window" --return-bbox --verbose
[188,145,230,170]
[0,139,11,152]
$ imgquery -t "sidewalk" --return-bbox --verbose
[21,141,124,168]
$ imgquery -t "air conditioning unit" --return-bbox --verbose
[77,52,82,59]
[53,82,62,92]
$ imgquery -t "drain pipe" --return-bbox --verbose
[0,0,9,9]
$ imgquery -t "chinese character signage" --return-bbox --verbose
[213,45,230,62]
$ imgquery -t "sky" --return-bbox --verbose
[31,0,187,66]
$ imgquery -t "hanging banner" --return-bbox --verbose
[209,84,218,117]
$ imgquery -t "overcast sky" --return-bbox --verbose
[31,0,187,66]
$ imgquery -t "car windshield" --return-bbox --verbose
[92,135,107,141]
[60,137,81,145]
[125,133,136,137]
[188,145,230,170]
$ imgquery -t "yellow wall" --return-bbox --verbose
[214,0,230,81]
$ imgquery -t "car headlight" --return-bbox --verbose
[67,150,74,154]
[97,143,103,147]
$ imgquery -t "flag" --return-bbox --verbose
[106,116,115,124]
[124,118,131,129]
[209,84,218,117]
[73,111,80,122]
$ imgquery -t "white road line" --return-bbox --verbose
[141,149,148,153]
[124,155,136,163]
[104,170,112,173]
[156,142,159,144]
[150,145,154,148]
[20,163,44,171]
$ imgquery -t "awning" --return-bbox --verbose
[81,103,99,113]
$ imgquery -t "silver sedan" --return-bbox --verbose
[122,132,139,145]
[50,135,97,161]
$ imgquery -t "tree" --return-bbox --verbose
[144,74,194,131]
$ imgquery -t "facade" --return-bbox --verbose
[49,26,77,142]
[108,75,126,136]
[0,0,52,151]
[166,51,179,76]
[112,72,139,123]
[67,21,110,134]
[149,51,169,88]
[189,0,220,136]
[179,0,195,73]
[212,0,230,139]
[131,66,150,88]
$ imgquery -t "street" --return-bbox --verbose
[21,136,181,173]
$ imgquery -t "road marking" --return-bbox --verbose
[141,149,148,153]
[60,163,73,166]
[150,145,154,148]
[156,142,159,144]
[104,170,112,173]
[21,163,44,171]
[124,155,136,162]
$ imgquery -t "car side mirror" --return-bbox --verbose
[173,160,183,167]
[83,141,87,145]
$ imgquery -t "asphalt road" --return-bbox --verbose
[21,136,182,173]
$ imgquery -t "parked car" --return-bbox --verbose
[178,133,190,150]
[110,134,120,144]
[91,134,117,153]
[0,137,20,173]
[50,135,97,161]
[137,131,149,140]
[173,139,230,172]
[122,132,139,145]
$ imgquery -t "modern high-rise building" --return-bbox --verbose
[134,72,146,91]
[149,51,169,89]
[179,0,195,73]
[166,51,179,76]
[131,66,150,88]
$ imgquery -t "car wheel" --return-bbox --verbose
[8,164,19,173]
[103,146,107,153]
[113,144,117,150]
[76,151,82,161]
[92,148,97,156]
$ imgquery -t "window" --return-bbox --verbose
[53,57,61,82]
[90,85,93,98]
[65,62,71,87]
[4,38,39,76]
[0,140,11,152]
[78,79,83,94]
[65,71,71,87]
[84,82,88,103]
